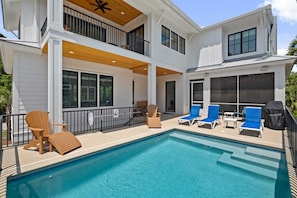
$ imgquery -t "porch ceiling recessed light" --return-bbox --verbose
[112,60,116,63]
[144,68,147,70]
[164,72,167,75]
[121,11,125,15]
[68,51,74,54]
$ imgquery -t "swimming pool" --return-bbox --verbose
[7,129,290,197]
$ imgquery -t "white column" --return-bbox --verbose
[147,63,157,105]
[48,37,63,129]
[47,0,63,31]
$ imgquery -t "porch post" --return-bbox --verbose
[47,0,63,127]
[48,37,63,128]
[47,0,63,31]
[147,63,157,105]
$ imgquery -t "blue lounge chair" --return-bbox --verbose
[178,105,201,125]
[239,107,263,137]
[198,105,220,129]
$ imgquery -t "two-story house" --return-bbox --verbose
[0,0,296,134]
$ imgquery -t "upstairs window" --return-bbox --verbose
[171,31,178,51]
[161,26,170,47]
[179,36,185,54]
[228,28,256,56]
[161,25,186,54]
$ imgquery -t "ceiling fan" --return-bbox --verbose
[90,0,111,13]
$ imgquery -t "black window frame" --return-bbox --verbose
[179,36,185,54]
[81,73,98,108]
[100,75,113,107]
[228,28,256,56]
[171,31,178,51]
[63,70,78,108]
[161,25,170,47]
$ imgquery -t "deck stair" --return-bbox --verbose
[170,132,281,180]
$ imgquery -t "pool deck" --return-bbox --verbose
[1,114,295,197]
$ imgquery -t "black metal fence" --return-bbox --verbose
[286,107,297,169]
[63,107,146,135]
[0,107,146,149]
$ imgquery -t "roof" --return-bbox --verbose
[0,38,41,74]
[202,4,273,31]
[190,54,297,79]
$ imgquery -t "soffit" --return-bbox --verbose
[42,41,180,76]
[67,0,142,26]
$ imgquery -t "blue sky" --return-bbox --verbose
[0,0,296,68]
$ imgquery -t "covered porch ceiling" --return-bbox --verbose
[41,41,180,76]
[67,0,142,26]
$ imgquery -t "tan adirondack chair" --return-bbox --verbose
[146,105,161,128]
[24,111,81,155]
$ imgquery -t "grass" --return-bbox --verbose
[2,130,7,138]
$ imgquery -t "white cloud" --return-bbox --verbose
[277,48,288,55]
[261,0,297,25]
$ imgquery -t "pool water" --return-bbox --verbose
[7,130,290,197]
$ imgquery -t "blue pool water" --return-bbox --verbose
[7,130,290,197]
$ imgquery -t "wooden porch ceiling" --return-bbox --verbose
[67,0,142,26]
[42,41,180,76]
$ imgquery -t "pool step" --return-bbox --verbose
[231,152,279,171]
[170,133,244,153]
[245,147,281,162]
[170,132,281,180]
[218,153,277,180]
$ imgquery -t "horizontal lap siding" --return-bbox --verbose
[14,52,48,114]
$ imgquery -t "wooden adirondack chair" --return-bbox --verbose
[24,111,81,155]
[146,105,161,128]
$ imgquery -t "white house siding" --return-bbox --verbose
[151,16,188,70]
[63,57,133,108]
[193,28,223,67]
[133,73,148,104]
[20,0,41,42]
[12,52,48,115]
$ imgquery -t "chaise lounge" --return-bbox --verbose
[24,110,82,155]
[178,105,201,125]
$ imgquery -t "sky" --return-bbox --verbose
[0,0,296,69]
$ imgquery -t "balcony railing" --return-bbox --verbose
[0,106,146,149]
[63,6,150,56]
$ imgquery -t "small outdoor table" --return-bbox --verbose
[223,112,237,128]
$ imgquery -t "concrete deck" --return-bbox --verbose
[0,114,294,197]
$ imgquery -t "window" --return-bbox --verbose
[100,75,113,106]
[211,76,237,103]
[63,71,78,108]
[81,73,97,107]
[228,28,256,56]
[161,25,185,54]
[171,31,178,51]
[239,73,274,104]
[209,73,274,113]
[179,36,185,54]
[161,26,170,47]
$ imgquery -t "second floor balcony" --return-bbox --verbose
[41,6,150,57]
